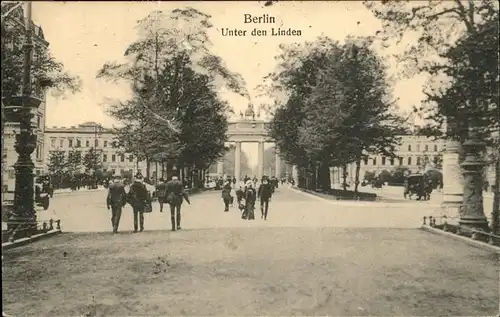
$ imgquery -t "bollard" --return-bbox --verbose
[429,216,433,227]
[56,220,61,230]
[42,222,47,232]
[432,218,436,226]
[49,219,54,231]
[423,216,427,225]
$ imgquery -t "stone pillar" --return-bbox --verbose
[234,142,241,186]
[258,141,264,181]
[216,160,224,176]
[459,132,489,235]
[441,140,463,219]
[292,165,298,186]
[275,149,281,178]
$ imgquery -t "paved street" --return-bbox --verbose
[37,185,445,232]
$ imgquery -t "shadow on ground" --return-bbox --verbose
[2,228,499,316]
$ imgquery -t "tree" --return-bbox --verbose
[66,150,82,176]
[47,151,66,188]
[365,0,499,233]
[264,36,405,193]
[97,8,245,181]
[299,37,406,193]
[83,148,102,172]
[1,3,81,98]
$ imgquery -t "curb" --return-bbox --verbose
[2,229,62,250]
[420,225,500,254]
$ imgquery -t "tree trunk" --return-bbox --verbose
[491,158,500,235]
[342,165,348,191]
[318,160,331,191]
[146,156,150,180]
[354,159,361,194]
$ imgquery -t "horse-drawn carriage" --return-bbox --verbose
[404,174,432,200]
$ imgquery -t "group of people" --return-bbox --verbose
[106,174,190,233]
[220,176,276,220]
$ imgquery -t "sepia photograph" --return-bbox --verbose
[1,1,499,316]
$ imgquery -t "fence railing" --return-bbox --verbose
[423,215,500,246]
[2,218,61,244]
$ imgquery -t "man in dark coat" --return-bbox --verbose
[221,181,233,212]
[128,174,150,232]
[258,178,273,220]
[106,176,127,233]
[156,178,167,213]
[242,180,256,220]
[165,176,190,231]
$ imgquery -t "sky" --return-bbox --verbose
[31,1,428,165]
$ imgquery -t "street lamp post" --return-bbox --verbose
[458,126,489,238]
[2,1,41,237]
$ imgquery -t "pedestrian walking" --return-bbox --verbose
[106,176,127,233]
[258,178,273,220]
[127,174,150,232]
[241,180,257,220]
[165,176,190,231]
[221,181,232,212]
[156,178,167,213]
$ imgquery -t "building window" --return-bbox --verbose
[129,155,134,163]
[8,169,15,179]
[408,157,412,165]
[399,157,403,166]
[434,145,438,152]
[417,157,421,165]
[433,156,439,164]
[111,169,116,175]
[104,140,108,147]
[76,139,81,147]
[137,169,142,175]
[424,144,429,151]
[50,138,56,148]
[120,154,125,162]
[363,157,368,165]
[37,116,41,128]
[390,158,395,166]
[95,139,99,147]
[111,154,116,162]
[373,158,377,165]
[68,139,73,147]
[416,144,420,152]
[60,139,64,148]
[86,140,90,147]
[382,157,386,165]
[408,145,411,151]
[103,154,107,162]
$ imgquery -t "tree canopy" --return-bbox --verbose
[1,3,81,98]
[97,8,246,174]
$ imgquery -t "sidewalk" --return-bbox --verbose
[53,186,107,196]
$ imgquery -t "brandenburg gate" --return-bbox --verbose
[216,104,281,185]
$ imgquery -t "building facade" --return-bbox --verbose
[331,135,447,185]
[44,122,147,177]
[2,5,49,192]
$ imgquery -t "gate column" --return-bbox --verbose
[258,141,265,181]
[234,142,241,186]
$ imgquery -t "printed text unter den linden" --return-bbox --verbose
[221,14,302,37]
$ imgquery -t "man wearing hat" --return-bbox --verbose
[241,180,257,220]
[165,175,190,231]
[128,173,150,232]
[106,175,127,233]
[221,180,233,212]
